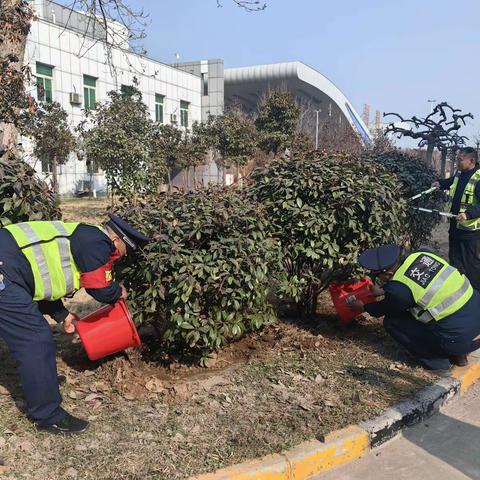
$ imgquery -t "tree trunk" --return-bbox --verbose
[52,155,58,194]
[440,150,448,179]
[193,165,197,191]
[425,143,435,169]
[0,0,31,151]
[167,169,172,192]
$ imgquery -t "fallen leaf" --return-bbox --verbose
[172,432,185,442]
[314,374,325,385]
[123,392,136,401]
[65,467,78,478]
[198,376,231,391]
[0,386,9,396]
[145,378,164,393]
[190,425,201,435]
[84,393,102,402]
[0,437,5,449]
[18,441,32,451]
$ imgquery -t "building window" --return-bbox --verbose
[83,75,97,110]
[41,158,52,173]
[201,73,209,96]
[180,100,189,127]
[86,159,99,174]
[155,94,164,123]
[36,62,53,103]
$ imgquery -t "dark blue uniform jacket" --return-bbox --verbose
[0,224,122,322]
[438,165,480,240]
[365,279,480,344]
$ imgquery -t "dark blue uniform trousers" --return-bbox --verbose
[384,312,480,370]
[0,275,66,425]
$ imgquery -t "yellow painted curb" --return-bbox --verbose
[191,426,369,480]
[192,453,289,480]
[452,353,480,394]
[285,426,369,479]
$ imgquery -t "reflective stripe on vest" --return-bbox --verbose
[3,221,91,301]
[392,252,473,322]
[448,169,480,231]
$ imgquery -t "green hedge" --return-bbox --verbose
[368,150,442,248]
[247,152,408,316]
[115,187,279,363]
[0,153,61,225]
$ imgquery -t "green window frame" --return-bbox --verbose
[155,94,164,123]
[36,62,53,103]
[83,75,97,110]
[180,100,189,128]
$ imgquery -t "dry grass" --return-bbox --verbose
[0,202,446,479]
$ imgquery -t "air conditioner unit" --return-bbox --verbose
[69,92,81,104]
[170,113,177,124]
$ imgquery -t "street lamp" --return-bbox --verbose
[427,99,437,114]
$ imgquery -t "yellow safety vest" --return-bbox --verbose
[448,169,480,231]
[4,221,101,302]
[392,252,472,323]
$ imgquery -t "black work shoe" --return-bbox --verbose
[430,368,452,378]
[449,355,468,367]
[36,413,89,435]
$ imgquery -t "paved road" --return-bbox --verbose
[316,381,480,480]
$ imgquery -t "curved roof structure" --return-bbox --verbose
[224,61,372,143]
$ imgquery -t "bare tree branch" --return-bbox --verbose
[217,0,267,11]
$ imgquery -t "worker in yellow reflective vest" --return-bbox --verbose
[0,215,149,434]
[432,147,480,289]
[350,244,480,376]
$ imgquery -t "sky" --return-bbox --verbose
[69,0,480,142]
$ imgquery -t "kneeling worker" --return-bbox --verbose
[0,215,149,434]
[350,244,480,376]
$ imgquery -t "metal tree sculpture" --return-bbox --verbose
[384,102,473,177]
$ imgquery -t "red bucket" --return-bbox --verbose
[75,299,142,361]
[328,277,377,326]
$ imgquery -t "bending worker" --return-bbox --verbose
[0,215,148,434]
[432,147,480,290]
[349,244,480,376]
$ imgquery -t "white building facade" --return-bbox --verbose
[25,0,202,195]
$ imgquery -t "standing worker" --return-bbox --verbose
[349,244,480,376]
[432,147,480,290]
[0,214,149,434]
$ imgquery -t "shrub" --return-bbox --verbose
[247,152,408,316]
[368,150,442,248]
[115,187,279,363]
[0,153,61,226]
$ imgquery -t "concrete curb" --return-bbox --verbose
[191,349,480,480]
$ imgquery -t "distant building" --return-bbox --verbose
[26,0,202,195]
[224,61,372,144]
[25,0,370,196]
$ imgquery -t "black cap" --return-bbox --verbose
[358,244,401,272]
[106,214,149,252]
